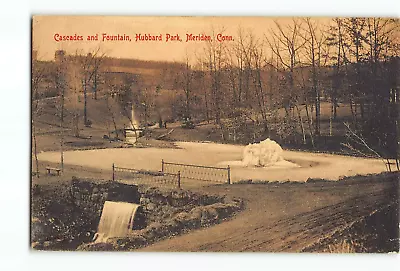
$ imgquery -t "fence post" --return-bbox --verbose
[177,171,181,189]
[161,159,164,172]
[227,165,231,185]
[112,163,115,181]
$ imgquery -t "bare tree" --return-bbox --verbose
[266,18,308,144]
[342,122,393,171]
[193,59,210,123]
[342,18,367,122]
[173,52,194,119]
[326,18,346,121]
[297,66,315,147]
[302,18,329,136]
[105,90,120,140]
[203,27,227,124]
[77,47,106,126]
[364,18,399,105]
[68,52,83,138]
[267,19,307,116]
[31,55,47,177]
[54,54,67,172]
[244,33,270,135]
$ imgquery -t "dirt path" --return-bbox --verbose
[138,179,398,252]
[37,142,389,182]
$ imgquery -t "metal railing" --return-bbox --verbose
[161,159,230,184]
[112,163,181,188]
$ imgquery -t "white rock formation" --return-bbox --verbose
[242,138,283,167]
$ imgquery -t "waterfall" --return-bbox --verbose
[125,104,140,144]
[130,104,139,129]
[94,201,140,243]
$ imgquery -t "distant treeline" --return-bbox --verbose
[101,57,185,71]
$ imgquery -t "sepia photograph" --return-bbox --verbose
[30,16,399,253]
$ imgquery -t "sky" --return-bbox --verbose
[32,16,333,63]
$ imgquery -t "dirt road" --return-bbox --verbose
[138,178,398,252]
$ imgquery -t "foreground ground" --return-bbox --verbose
[32,165,399,252]
[139,175,399,252]
[32,132,399,252]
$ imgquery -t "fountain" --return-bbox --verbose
[125,104,143,144]
[218,138,300,170]
[242,138,283,167]
[93,201,141,243]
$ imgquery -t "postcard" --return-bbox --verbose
[31,16,399,252]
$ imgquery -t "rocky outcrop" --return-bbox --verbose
[31,179,141,250]
[79,197,243,251]
[32,178,244,251]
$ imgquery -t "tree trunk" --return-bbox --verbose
[315,90,321,136]
[94,70,98,100]
[395,91,400,170]
[106,95,119,139]
[333,98,337,119]
[330,104,333,137]
[296,105,306,145]
[305,103,315,147]
[185,88,190,119]
[84,80,88,125]
[32,120,39,177]
[60,86,65,172]
[73,113,80,137]
[144,104,148,125]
